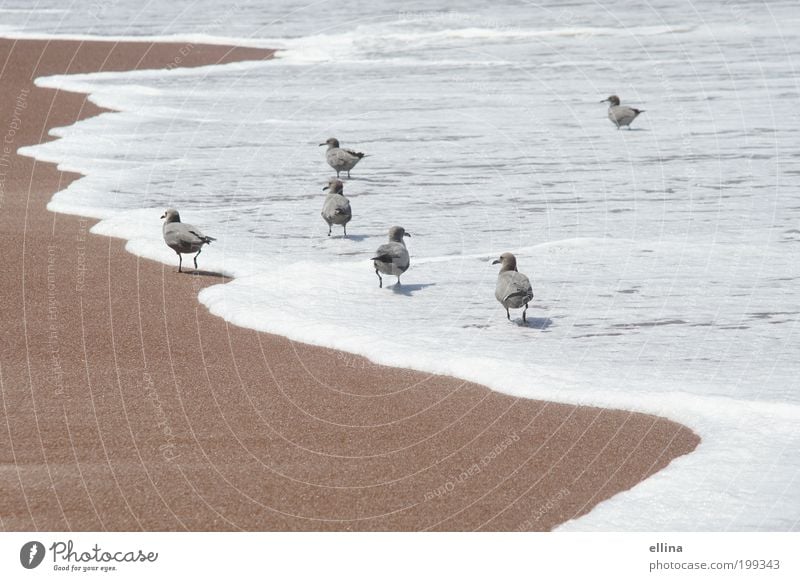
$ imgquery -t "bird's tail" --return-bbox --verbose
[189,229,215,244]
[344,149,368,159]
[371,254,392,263]
[504,290,533,302]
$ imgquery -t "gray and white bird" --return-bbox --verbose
[320,178,352,237]
[161,208,216,273]
[371,226,411,288]
[319,137,367,178]
[492,252,534,322]
[601,95,645,129]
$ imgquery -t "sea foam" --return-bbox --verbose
[9,0,800,530]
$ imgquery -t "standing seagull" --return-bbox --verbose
[372,226,411,288]
[319,137,367,178]
[161,208,216,273]
[492,252,534,323]
[321,178,352,237]
[601,95,645,129]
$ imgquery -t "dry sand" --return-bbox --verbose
[0,37,699,531]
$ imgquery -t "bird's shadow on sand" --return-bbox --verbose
[390,282,436,296]
[183,269,228,280]
[337,234,373,242]
[517,317,553,330]
[342,176,382,184]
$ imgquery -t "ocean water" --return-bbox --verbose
[6,0,800,530]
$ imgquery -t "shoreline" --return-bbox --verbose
[0,36,699,531]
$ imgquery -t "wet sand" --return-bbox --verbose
[0,37,699,531]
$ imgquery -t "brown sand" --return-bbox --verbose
[0,37,699,531]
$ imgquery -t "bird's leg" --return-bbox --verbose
[523,304,528,323]
[506,308,510,321]
[194,247,202,270]
[347,170,351,179]
[328,225,332,236]
[336,170,340,178]
[343,224,347,237]
[177,253,183,273]
[375,269,382,288]
[396,276,402,287]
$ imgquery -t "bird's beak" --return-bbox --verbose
[318,143,326,147]
[322,185,329,191]
[160,213,166,219]
[404,232,411,237]
[492,259,501,265]
[600,98,608,103]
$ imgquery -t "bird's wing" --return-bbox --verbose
[372,242,404,262]
[371,243,394,262]
[335,198,352,215]
[321,196,336,218]
[611,106,640,124]
[500,272,534,302]
[188,229,215,244]
[322,195,351,219]
[342,148,366,159]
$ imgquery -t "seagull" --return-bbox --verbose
[321,178,352,236]
[492,252,534,322]
[161,208,216,273]
[601,95,645,129]
[319,137,367,178]
[372,226,411,288]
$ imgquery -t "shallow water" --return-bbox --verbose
[8,0,800,530]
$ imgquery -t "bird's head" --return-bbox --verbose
[319,137,340,148]
[323,178,344,194]
[161,208,181,223]
[388,226,411,242]
[492,252,518,272]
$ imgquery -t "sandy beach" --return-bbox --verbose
[0,37,699,531]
